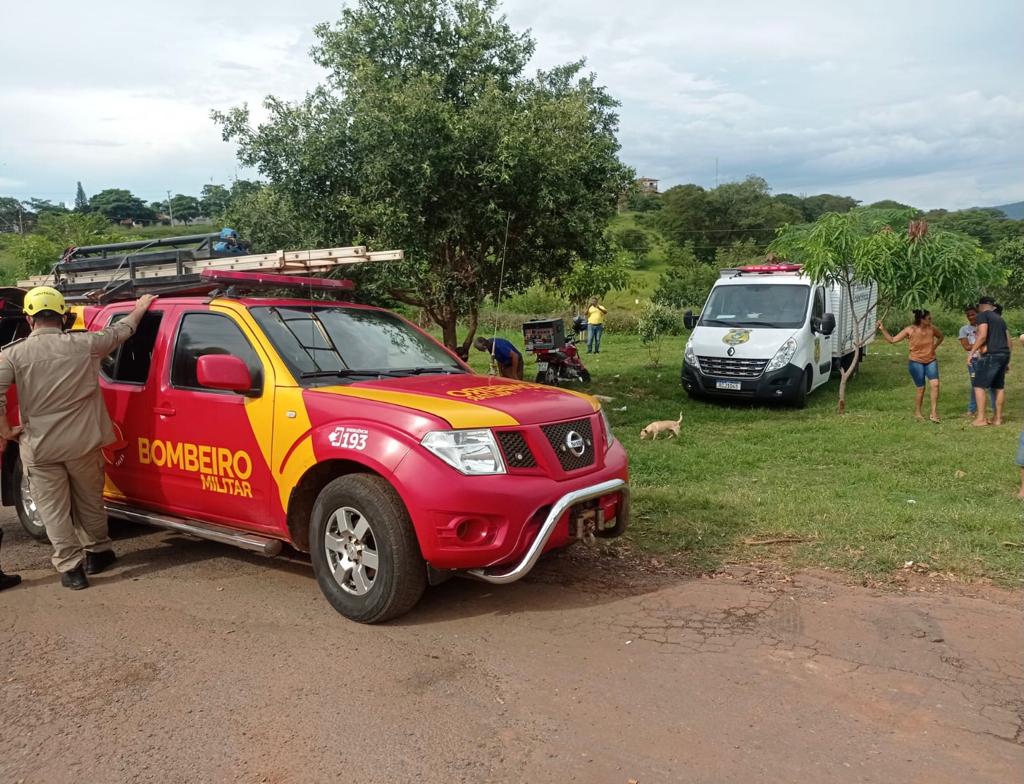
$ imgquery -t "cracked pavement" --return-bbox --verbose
[1,513,1022,783]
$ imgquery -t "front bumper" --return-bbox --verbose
[468,478,628,584]
[681,361,804,401]
[392,438,630,572]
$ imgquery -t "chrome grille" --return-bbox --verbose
[541,418,596,472]
[697,356,768,378]
[496,431,537,469]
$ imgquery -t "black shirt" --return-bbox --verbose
[977,310,1010,355]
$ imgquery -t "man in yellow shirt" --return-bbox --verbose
[586,297,608,354]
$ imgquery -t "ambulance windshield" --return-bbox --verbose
[250,305,464,382]
[699,284,810,330]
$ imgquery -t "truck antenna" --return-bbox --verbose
[487,211,513,375]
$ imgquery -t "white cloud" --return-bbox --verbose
[0,0,1020,210]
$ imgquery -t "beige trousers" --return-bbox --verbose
[26,449,111,573]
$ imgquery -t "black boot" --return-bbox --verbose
[0,530,20,591]
[61,565,89,590]
[85,550,117,575]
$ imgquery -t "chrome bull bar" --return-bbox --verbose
[467,478,629,585]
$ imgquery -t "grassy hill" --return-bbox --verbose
[992,201,1024,220]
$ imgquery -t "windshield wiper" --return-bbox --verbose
[736,320,779,328]
[300,369,382,379]
[700,318,733,326]
[397,366,463,375]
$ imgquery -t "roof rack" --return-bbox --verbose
[17,231,404,302]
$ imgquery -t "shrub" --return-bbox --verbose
[637,302,680,367]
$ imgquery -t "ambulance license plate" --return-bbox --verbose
[536,362,549,371]
[716,380,742,391]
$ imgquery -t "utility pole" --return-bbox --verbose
[166,190,174,224]
[17,204,24,234]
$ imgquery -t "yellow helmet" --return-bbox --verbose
[23,286,67,316]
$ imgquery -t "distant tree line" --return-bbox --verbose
[623,176,1024,310]
[0,180,261,284]
[0,180,258,233]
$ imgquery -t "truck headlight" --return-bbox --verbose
[684,341,700,371]
[766,337,798,373]
[600,408,615,449]
[422,430,506,475]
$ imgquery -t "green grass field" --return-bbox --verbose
[468,330,1023,586]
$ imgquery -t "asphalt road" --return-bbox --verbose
[1,511,1022,784]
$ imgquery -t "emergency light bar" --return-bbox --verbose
[719,263,803,278]
[738,264,802,273]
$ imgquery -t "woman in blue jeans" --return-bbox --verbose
[878,310,944,422]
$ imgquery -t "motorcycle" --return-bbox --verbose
[523,316,591,386]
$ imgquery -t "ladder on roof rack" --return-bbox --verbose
[17,232,404,302]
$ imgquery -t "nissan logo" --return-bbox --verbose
[564,430,586,458]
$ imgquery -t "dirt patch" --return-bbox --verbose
[1,514,1022,783]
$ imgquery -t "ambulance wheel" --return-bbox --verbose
[310,473,426,623]
[791,368,812,409]
[13,458,47,541]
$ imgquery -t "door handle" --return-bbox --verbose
[154,406,176,417]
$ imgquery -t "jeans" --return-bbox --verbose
[587,324,604,353]
[907,359,939,388]
[967,359,997,414]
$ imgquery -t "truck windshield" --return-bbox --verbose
[249,305,464,382]
[699,284,810,329]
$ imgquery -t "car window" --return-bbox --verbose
[100,312,163,385]
[171,312,263,392]
[812,288,825,321]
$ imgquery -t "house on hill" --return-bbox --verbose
[636,177,659,194]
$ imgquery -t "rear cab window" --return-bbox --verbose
[100,311,164,385]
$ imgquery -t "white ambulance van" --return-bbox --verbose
[680,264,877,406]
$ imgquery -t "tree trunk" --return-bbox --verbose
[460,304,479,357]
[439,313,459,351]
[836,349,861,414]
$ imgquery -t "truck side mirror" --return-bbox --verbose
[820,313,837,336]
[197,354,254,395]
[683,310,698,330]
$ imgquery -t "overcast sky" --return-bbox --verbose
[1,0,1021,210]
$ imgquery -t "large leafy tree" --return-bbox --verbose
[994,237,1024,308]
[770,209,1004,413]
[0,197,24,232]
[653,177,802,262]
[89,188,152,222]
[168,194,202,224]
[214,0,632,351]
[199,184,231,219]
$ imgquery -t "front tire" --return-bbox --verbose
[310,473,426,623]
[13,457,47,541]
[791,368,812,409]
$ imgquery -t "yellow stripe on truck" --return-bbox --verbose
[318,386,519,429]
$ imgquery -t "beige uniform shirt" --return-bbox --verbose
[0,322,136,465]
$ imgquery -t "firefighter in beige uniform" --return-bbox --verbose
[0,287,155,590]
